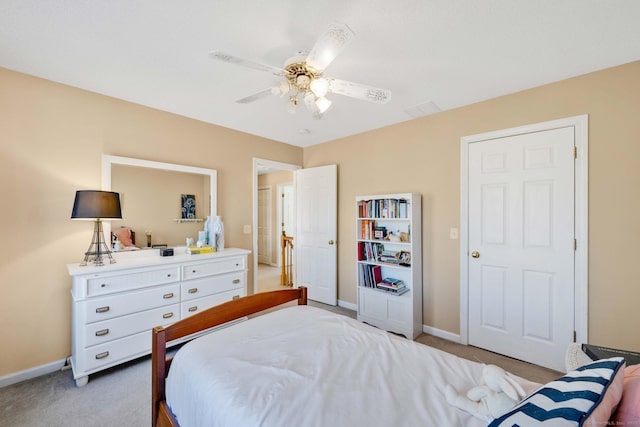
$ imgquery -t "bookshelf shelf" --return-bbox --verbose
[356,193,422,339]
[356,260,411,270]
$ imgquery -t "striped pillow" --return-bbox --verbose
[489,357,625,426]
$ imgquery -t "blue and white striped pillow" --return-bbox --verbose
[489,357,625,427]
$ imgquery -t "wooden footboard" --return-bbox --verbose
[152,287,308,427]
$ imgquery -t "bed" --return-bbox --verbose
[151,287,631,427]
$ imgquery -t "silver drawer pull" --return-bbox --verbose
[232,279,240,284]
[95,306,110,313]
[163,293,174,299]
[188,288,198,294]
[95,329,109,337]
[188,306,197,312]
[95,351,109,360]
[163,312,174,319]
[232,295,240,300]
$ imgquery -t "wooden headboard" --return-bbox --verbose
[151,287,308,427]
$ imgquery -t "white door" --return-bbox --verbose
[296,165,337,305]
[257,187,272,265]
[468,127,575,372]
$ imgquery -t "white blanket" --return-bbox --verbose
[166,305,539,427]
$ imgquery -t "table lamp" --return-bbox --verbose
[71,190,122,266]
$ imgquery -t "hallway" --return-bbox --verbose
[257,263,290,293]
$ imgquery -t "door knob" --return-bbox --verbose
[471,251,480,258]
[328,240,335,245]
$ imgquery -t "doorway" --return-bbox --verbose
[460,115,588,372]
[253,159,300,294]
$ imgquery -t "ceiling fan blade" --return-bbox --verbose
[209,51,286,77]
[235,88,274,104]
[328,78,391,104]
[305,22,355,72]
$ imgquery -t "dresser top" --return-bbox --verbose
[67,247,250,276]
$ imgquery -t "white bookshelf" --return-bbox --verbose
[356,193,422,339]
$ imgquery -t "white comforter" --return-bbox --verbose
[166,305,538,427]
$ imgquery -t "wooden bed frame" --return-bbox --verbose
[151,287,308,427]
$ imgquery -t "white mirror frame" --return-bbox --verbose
[101,154,217,243]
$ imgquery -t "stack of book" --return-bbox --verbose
[379,250,400,264]
[376,278,408,295]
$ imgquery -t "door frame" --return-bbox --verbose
[459,115,589,346]
[252,158,301,294]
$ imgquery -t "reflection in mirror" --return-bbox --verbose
[102,155,217,249]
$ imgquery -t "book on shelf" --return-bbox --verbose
[398,199,408,218]
[359,198,410,219]
[361,220,377,240]
[376,277,408,295]
[378,277,405,288]
[358,264,384,289]
[377,286,409,295]
[360,242,384,262]
[187,245,214,254]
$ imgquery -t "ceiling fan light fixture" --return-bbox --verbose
[309,77,329,97]
[287,96,298,114]
[315,96,332,114]
[210,22,391,118]
[272,82,290,97]
[303,91,317,111]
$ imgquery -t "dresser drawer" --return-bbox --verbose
[86,266,180,297]
[84,284,180,323]
[181,271,244,301]
[182,257,245,280]
[84,303,179,347]
[80,330,152,372]
[181,288,244,318]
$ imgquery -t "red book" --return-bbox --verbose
[372,265,382,284]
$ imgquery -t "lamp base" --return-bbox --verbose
[80,219,116,266]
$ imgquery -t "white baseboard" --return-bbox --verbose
[422,324,461,343]
[0,357,67,388]
[338,299,357,312]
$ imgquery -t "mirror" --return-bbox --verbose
[102,155,217,248]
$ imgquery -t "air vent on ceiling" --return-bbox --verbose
[404,101,441,118]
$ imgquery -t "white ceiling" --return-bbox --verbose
[2,1,639,148]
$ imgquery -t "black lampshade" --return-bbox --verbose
[71,190,122,220]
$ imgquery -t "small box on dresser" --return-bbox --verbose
[68,247,249,387]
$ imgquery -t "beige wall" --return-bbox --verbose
[2,60,639,378]
[0,68,302,376]
[305,61,640,353]
[258,170,294,265]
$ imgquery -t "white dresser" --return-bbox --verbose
[68,248,250,386]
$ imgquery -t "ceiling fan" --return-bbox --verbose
[210,22,391,119]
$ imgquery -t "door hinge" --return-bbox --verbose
[573,331,577,343]
[573,146,577,159]
[574,239,577,251]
